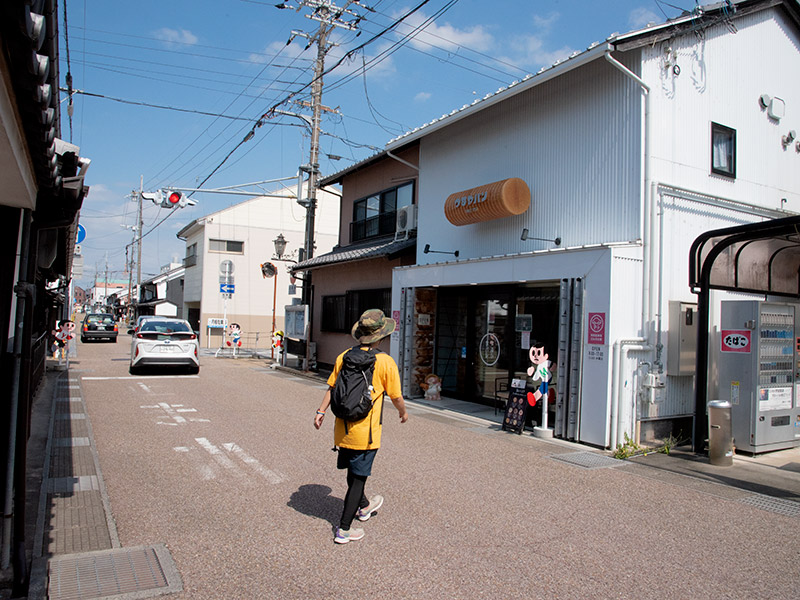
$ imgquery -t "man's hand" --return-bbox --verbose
[399,411,409,423]
[314,412,325,429]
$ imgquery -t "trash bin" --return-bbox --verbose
[708,400,733,466]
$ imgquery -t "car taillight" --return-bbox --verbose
[114,325,118,331]
[83,325,88,331]
[136,333,144,339]
[135,346,139,357]
[190,334,196,339]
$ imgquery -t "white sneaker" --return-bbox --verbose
[356,495,384,522]
[334,527,365,544]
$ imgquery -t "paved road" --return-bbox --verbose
[72,337,798,599]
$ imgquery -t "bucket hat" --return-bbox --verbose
[351,309,396,344]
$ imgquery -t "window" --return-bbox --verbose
[320,288,392,333]
[322,295,348,332]
[184,243,197,267]
[209,239,244,254]
[351,182,414,242]
[711,122,736,178]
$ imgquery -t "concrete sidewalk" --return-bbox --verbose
[18,360,800,598]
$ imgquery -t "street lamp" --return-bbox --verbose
[274,233,287,259]
[262,233,289,360]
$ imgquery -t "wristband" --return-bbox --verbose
[316,410,326,416]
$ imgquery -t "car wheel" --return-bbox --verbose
[129,364,141,375]
[111,337,117,343]
[187,365,200,375]
[81,336,87,343]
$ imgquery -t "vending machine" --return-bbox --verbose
[718,301,800,453]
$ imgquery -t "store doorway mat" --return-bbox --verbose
[47,544,182,600]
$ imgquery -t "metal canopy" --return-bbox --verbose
[690,215,800,297]
[689,215,800,451]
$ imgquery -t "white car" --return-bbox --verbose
[129,317,200,374]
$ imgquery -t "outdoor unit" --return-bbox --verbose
[394,204,417,241]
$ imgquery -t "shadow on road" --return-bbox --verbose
[287,484,343,526]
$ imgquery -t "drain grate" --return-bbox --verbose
[738,494,800,518]
[48,545,181,600]
[549,452,629,469]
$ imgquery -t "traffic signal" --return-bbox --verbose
[141,191,163,205]
[162,190,186,209]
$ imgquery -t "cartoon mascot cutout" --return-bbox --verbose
[226,322,242,357]
[420,373,442,401]
[526,341,552,408]
[52,320,76,365]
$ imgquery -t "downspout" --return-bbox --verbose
[604,51,654,448]
[2,210,32,573]
[386,150,419,172]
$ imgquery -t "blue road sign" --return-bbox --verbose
[76,224,86,244]
[220,283,235,294]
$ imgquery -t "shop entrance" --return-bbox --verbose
[434,284,561,408]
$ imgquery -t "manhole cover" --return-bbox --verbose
[549,452,628,469]
[48,544,181,600]
[739,494,800,518]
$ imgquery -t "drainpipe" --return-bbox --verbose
[386,149,419,172]
[2,211,32,573]
[604,52,655,448]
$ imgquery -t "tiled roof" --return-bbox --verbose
[292,237,416,271]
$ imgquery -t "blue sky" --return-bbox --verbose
[66,0,690,288]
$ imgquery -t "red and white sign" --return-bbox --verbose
[721,330,751,353]
[587,312,606,345]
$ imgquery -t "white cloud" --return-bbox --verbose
[396,10,493,53]
[629,7,661,29]
[154,28,199,45]
[414,92,432,102]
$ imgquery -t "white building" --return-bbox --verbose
[362,0,800,450]
[138,262,185,318]
[177,185,340,347]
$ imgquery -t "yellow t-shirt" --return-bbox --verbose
[327,347,402,450]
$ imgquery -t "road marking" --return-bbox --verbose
[174,446,217,480]
[140,403,209,424]
[137,382,151,393]
[82,375,200,380]
[221,443,284,484]
[194,438,249,484]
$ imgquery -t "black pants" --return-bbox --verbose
[340,471,370,530]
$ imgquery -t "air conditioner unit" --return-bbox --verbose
[395,204,418,241]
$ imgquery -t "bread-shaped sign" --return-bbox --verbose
[444,177,530,226]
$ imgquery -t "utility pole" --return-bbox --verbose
[278,0,364,369]
[136,175,143,317]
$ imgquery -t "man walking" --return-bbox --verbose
[314,309,409,544]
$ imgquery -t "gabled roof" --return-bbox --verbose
[382,0,798,151]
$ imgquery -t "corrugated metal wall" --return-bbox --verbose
[417,53,643,264]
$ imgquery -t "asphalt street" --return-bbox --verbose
[39,335,800,599]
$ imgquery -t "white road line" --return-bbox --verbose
[174,446,216,480]
[159,402,186,424]
[194,438,249,483]
[82,375,200,380]
[137,382,151,393]
[221,443,283,484]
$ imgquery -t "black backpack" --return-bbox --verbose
[330,346,382,423]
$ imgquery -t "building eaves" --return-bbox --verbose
[291,237,416,272]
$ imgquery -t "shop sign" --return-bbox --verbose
[720,330,751,353]
[444,177,530,226]
[587,312,606,345]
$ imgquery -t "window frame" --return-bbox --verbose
[710,122,736,179]
[320,288,392,333]
[351,181,414,243]
[208,238,245,254]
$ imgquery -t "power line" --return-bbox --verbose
[61,88,261,121]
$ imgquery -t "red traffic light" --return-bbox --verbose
[167,192,182,205]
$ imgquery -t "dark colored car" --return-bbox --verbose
[81,313,118,342]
